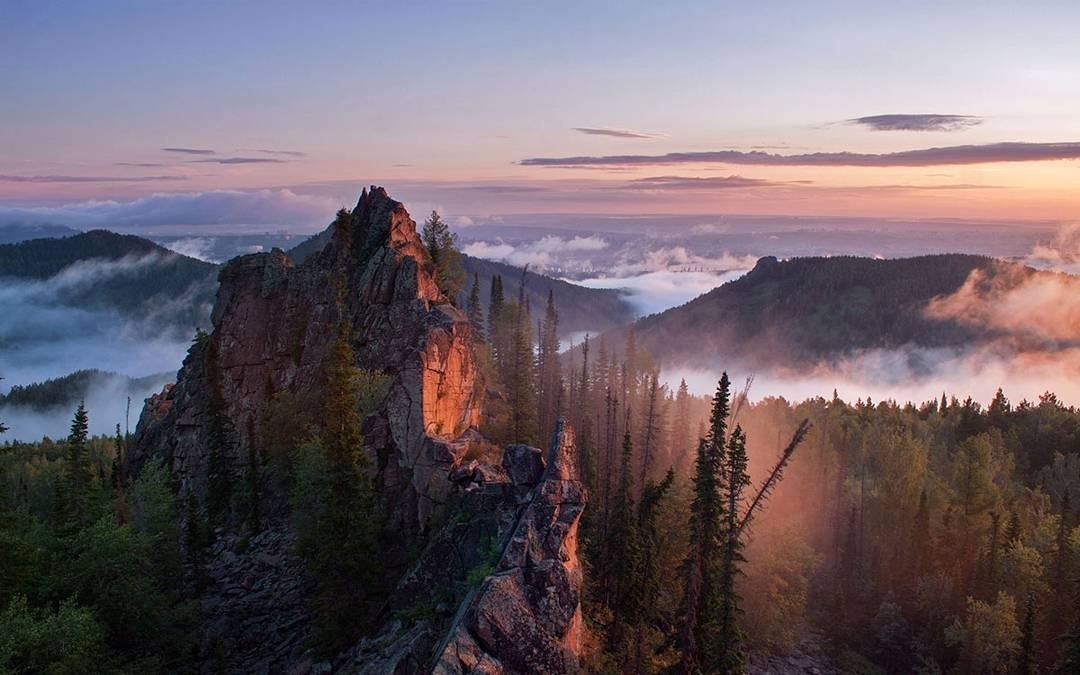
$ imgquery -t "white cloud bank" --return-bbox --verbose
[0,189,337,233]
[463,235,609,268]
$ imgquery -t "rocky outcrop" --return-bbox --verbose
[196,526,315,674]
[129,186,481,528]
[433,420,586,675]
[126,187,587,674]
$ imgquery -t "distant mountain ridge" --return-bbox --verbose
[603,253,1046,369]
[0,229,218,332]
[0,223,81,245]
[0,369,173,412]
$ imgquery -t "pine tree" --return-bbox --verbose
[488,274,505,366]
[421,210,465,302]
[111,423,124,489]
[504,302,537,445]
[64,401,92,527]
[610,428,638,608]
[680,374,731,674]
[714,425,751,674]
[536,290,562,444]
[307,310,383,651]
[629,468,675,673]
[638,372,662,494]
[672,378,691,474]
[1018,593,1037,675]
[466,272,486,343]
[988,388,1010,429]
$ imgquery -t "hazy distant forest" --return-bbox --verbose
[2,220,1080,674]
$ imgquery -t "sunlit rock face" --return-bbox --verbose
[433,420,586,675]
[129,186,481,528]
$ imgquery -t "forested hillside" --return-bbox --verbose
[0,230,217,328]
[460,254,634,337]
[0,369,171,412]
[5,194,1075,673]
[610,254,1015,368]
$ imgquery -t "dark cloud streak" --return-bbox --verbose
[520,141,1080,167]
[256,149,307,157]
[625,175,800,190]
[190,157,287,165]
[847,114,984,132]
[162,147,216,155]
[573,127,666,139]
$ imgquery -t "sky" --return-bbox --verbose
[2,0,1080,230]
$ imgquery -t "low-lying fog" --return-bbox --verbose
[2,220,1076,441]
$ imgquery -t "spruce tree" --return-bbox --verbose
[309,312,383,650]
[715,425,751,674]
[505,302,537,445]
[629,468,675,673]
[680,374,731,674]
[537,290,561,443]
[488,275,505,366]
[466,272,485,343]
[673,378,691,475]
[111,423,124,489]
[64,401,92,526]
[421,210,465,302]
[610,428,638,608]
[638,372,662,494]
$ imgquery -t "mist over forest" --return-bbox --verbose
[4,4,1080,671]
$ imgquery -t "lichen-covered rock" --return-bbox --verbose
[433,420,587,675]
[128,186,481,529]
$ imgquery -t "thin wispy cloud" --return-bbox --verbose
[520,141,1080,167]
[255,149,307,157]
[846,114,984,132]
[459,185,552,194]
[162,147,216,155]
[626,175,804,190]
[0,189,335,230]
[115,162,167,167]
[573,127,667,139]
[190,157,287,165]
[0,174,187,183]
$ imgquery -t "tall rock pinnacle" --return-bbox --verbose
[129,186,481,528]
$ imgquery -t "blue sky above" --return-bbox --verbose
[2,1,1079,224]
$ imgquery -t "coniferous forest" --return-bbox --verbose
[3,209,1080,674]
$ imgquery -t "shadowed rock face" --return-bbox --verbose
[128,186,481,528]
[433,420,586,675]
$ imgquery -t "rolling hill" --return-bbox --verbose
[0,230,218,329]
[599,253,1056,369]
